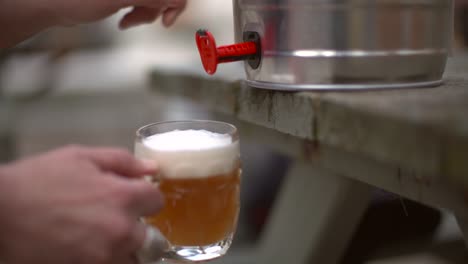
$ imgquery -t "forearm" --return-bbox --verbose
[0,1,56,49]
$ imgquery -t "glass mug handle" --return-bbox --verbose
[136,225,170,263]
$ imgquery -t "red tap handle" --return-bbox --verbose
[196,29,258,75]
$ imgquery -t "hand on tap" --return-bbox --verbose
[0,0,187,48]
[49,0,187,29]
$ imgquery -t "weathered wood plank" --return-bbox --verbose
[220,120,467,214]
[149,56,468,187]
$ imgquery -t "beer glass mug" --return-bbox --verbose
[134,120,241,262]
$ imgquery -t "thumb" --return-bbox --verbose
[162,0,187,26]
[119,6,162,30]
[162,7,181,27]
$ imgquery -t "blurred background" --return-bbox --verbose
[1,1,468,263]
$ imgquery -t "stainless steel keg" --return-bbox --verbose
[219,0,453,90]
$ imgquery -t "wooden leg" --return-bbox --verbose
[256,160,373,264]
[455,212,468,248]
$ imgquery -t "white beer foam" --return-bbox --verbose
[135,130,239,179]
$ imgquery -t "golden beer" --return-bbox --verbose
[135,121,241,262]
[146,169,240,246]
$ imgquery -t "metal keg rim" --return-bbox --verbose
[244,79,444,92]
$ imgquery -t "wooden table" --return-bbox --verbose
[149,55,468,263]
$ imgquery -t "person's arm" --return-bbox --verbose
[0,1,56,49]
[0,0,187,49]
